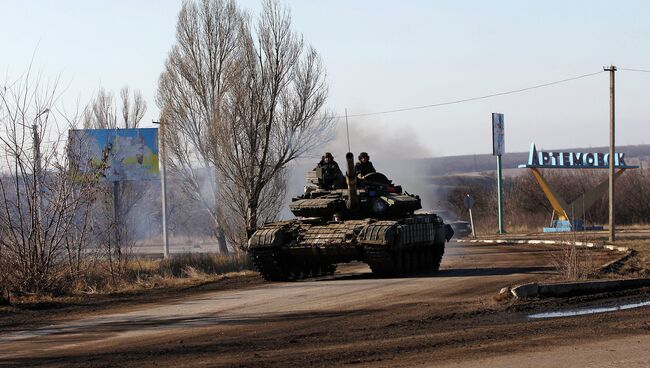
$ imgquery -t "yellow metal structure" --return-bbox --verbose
[529,168,570,220]
[529,168,627,223]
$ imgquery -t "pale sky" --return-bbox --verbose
[2,0,649,158]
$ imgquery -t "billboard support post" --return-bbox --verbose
[113,181,121,254]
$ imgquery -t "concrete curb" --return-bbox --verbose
[511,278,650,299]
[459,237,634,273]
[457,238,644,299]
[598,249,637,273]
[457,238,631,253]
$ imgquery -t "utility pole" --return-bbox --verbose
[153,120,169,258]
[604,65,616,242]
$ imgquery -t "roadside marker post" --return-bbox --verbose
[464,194,476,237]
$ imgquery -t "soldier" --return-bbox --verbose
[315,152,343,189]
[315,152,341,171]
[355,152,376,180]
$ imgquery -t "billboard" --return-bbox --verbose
[69,128,159,182]
[492,113,505,156]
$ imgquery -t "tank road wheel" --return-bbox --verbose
[432,241,446,271]
[323,263,337,276]
[409,248,418,273]
[393,250,404,274]
[402,250,412,274]
[417,247,427,272]
[251,248,290,281]
[287,260,305,280]
[366,247,396,276]
[309,262,321,277]
[424,247,433,271]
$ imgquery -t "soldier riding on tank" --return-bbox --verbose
[355,152,376,184]
[314,152,344,190]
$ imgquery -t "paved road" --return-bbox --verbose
[0,241,634,367]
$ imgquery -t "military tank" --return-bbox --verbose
[248,152,454,281]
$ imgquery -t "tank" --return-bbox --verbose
[248,152,454,281]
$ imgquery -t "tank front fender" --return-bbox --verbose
[249,228,285,249]
[360,223,398,246]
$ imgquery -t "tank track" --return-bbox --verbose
[250,247,337,281]
[366,242,445,276]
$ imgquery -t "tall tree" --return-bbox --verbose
[215,0,332,236]
[157,0,242,253]
[157,0,332,251]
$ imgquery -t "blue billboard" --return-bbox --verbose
[69,128,159,182]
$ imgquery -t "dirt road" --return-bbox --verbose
[2,242,649,367]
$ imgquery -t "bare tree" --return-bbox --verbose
[157,0,332,250]
[157,0,244,254]
[83,86,147,129]
[215,0,332,236]
[0,68,95,293]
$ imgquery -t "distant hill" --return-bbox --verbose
[424,144,650,176]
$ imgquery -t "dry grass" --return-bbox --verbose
[0,252,254,301]
[550,243,597,281]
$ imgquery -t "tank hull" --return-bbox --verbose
[249,214,453,281]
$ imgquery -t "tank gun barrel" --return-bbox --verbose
[345,152,358,209]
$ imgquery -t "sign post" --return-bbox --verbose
[492,113,505,234]
[464,194,476,237]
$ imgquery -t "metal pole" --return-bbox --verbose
[154,121,170,258]
[496,154,505,234]
[604,65,616,242]
[469,208,475,238]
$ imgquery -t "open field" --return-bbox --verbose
[4,241,650,367]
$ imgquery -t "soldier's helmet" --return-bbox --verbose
[359,152,369,160]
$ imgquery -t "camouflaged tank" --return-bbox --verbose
[248,152,454,281]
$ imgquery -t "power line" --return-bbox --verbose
[335,70,606,119]
[620,68,650,73]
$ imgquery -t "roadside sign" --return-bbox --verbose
[492,113,505,156]
[464,194,474,209]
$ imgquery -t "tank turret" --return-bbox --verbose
[248,152,454,281]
